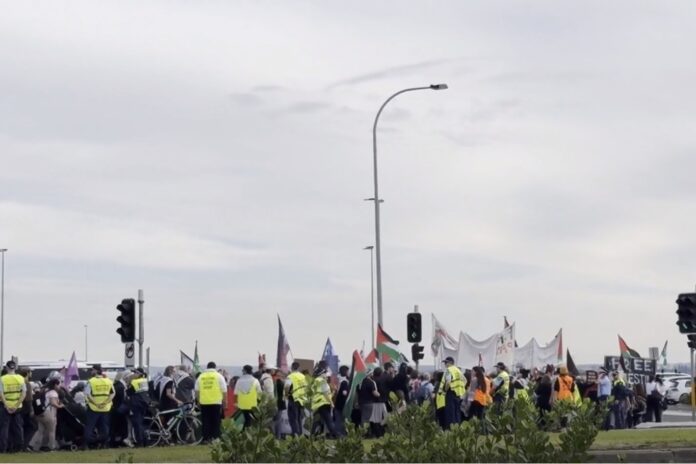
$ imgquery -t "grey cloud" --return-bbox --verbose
[228,92,264,106]
[252,85,285,92]
[327,58,453,89]
[284,101,332,114]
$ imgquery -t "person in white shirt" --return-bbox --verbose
[259,367,275,399]
[645,375,665,423]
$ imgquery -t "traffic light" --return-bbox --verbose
[407,312,422,343]
[116,298,136,343]
[676,293,696,334]
[411,343,425,362]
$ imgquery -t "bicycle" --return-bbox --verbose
[144,403,202,447]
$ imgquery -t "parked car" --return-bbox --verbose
[666,376,692,405]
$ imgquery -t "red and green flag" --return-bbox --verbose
[364,349,379,369]
[618,335,641,371]
[376,324,400,363]
[343,350,367,419]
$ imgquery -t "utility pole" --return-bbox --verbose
[138,289,144,369]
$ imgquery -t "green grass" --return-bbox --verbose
[592,428,696,450]
[0,445,212,463]
[3,428,696,462]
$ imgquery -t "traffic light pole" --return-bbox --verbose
[691,347,695,422]
[138,289,144,370]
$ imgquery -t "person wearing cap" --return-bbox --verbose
[127,368,150,446]
[552,365,575,404]
[84,364,115,449]
[0,360,26,453]
[195,361,227,442]
[234,365,262,429]
[441,356,465,428]
[311,366,337,438]
[492,362,510,406]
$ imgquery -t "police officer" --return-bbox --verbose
[441,357,465,428]
[128,368,150,447]
[84,364,115,449]
[195,361,227,442]
[311,366,337,438]
[284,361,307,436]
[0,360,26,453]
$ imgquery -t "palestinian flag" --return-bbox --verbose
[343,350,367,419]
[376,325,400,363]
[566,349,579,377]
[364,349,379,369]
[618,335,641,372]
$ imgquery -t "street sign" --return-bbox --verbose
[124,342,136,368]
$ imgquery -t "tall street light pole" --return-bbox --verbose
[0,248,7,363]
[371,84,448,328]
[364,246,375,350]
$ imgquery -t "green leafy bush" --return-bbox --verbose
[211,396,606,463]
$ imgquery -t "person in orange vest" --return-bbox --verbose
[234,365,262,429]
[553,365,575,403]
[469,366,491,420]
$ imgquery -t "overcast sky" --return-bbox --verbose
[2,1,696,367]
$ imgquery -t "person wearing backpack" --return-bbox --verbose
[29,378,62,451]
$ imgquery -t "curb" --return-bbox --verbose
[590,447,696,463]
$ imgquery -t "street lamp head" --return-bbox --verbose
[430,83,448,90]
[364,246,374,250]
[0,249,7,253]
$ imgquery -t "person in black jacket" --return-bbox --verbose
[333,365,350,437]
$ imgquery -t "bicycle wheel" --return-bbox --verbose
[176,416,202,445]
[144,417,164,447]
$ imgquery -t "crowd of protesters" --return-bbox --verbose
[0,356,671,454]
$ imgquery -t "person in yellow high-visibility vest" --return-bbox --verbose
[128,368,150,447]
[441,357,465,429]
[0,360,26,453]
[195,361,227,443]
[234,365,262,429]
[310,367,337,438]
[284,362,307,436]
[84,364,115,449]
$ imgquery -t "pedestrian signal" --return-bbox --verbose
[406,312,422,343]
[116,298,136,343]
[411,343,425,362]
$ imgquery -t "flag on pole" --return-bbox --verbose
[180,350,195,372]
[661,340,668,366]
[343,350,367,419]
[376,325,400,363]
[277,315,291,373]
[557,329,564,362]
[193,341,201,375]
[321,338,340,384]
[365,349,379,369]
[478,352,483,367]
[618,334,641,372]
[258,353,267,368]
[64,351,79,386]
[504,316,519,348]
[566,349,579,377]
